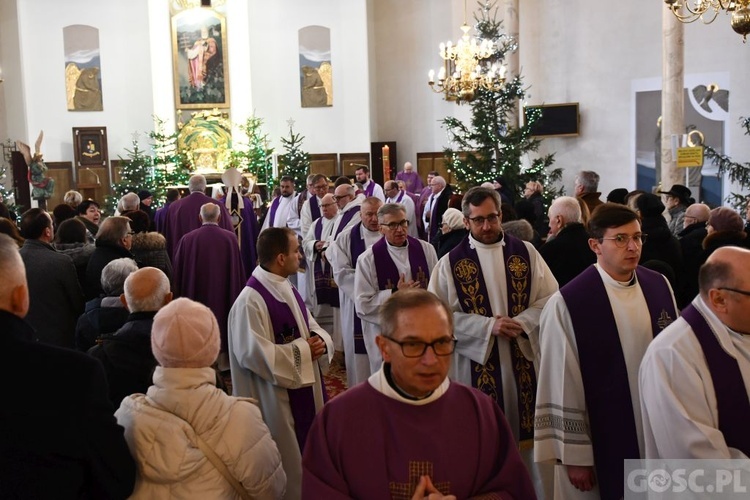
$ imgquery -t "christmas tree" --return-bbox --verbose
[229,116,275,192]
[0,140,19,217]
[279,121,310,191]
[704,116,750,210]
[106,123,191,215]
[440,1,561,204]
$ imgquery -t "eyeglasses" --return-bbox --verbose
[467,213,500,226]
[380,220,409,230]
[320,202,336,208]
[599,233,647,247]
[334,194,352,202]
[314,183,328,191]
[127,231,136,236]
[383,336,458,357]
[718,287,750,297]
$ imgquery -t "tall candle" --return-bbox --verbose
[382,145,391,181]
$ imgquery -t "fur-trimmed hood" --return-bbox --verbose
[131,231,166,252]
[702,229,748,252]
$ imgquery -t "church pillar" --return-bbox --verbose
[660,4,685,190]
[502,0,520,125]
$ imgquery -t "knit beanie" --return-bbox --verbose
[151,298,220,368]
[708,207,744,233]
[441,208,465,231]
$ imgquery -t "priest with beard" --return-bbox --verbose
[261,175,297,231]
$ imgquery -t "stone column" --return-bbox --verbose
[502,0,520,125]
[661,5,685,191]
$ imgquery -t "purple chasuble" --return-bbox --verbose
[313,219,339,307]
[246,275,322,451]
[334,205,359,239]
[371,237,431,290]
[364,180,375,197]
[309,196,321,222]
[447,234,536,443]
[227,192,259,279]
[268,196,281,226]
[349,224,367,354]
[395,171,424,194]
[560,265,676,500]
[682,304,750,456]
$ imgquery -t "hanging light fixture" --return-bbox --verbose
[664,0,750,42]
[427,0,507,103]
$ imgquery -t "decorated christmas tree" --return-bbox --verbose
[279,121,310,191]
[230,116,275,192]
[440,1,561,204]
[704,116,750,210]
[0,141,18,217]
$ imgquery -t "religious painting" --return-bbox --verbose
[63,25,103,111]
[171,8,230,109]
[72,127,108,168]
[634,74,728,207]
[299,26,332,108]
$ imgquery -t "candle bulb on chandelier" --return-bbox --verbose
[428,69,435,83]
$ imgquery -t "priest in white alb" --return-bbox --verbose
[384,180,419,238]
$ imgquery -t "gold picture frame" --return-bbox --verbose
[171,8,230,109]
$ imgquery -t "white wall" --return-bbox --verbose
[14,0,155,173]
[246,0,371,155]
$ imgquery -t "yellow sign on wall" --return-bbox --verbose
[676,147,704,168]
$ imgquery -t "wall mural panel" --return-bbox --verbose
[63,25,103,111]
[171,8,230,109]
[299,25,332,108]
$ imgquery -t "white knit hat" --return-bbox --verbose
[441,208,465,231]
[151,298,220,368]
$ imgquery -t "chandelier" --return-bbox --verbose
[427,3,507,103]
[664,0,750,41]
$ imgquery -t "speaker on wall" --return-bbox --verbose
[524,103,580,138]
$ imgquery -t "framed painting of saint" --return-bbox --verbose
[72,127,108,168]
[171,8,230,109]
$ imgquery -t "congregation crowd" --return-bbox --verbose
[1,162,750,499]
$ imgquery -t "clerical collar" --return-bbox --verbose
[386,239,409,249]
[202,222,219,226]
[468,232,504,249]
[383,363,433,400]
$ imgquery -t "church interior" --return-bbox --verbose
[1,0,749,204]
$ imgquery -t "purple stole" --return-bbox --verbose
[309,196,321,222]
[448,234,536,444]
[682,304,750,456]
[395,191,404,203]
[364,180,375,197]
[268,196,281,226]
[371,237,430,290]
[313,219,339,307]
[349,224,367,354]
[560,265,676,500]
[246,275,324,451]
[334,205,359,239]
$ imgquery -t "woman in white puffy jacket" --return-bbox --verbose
[115,297,286,499]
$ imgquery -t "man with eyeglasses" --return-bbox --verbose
[677,202,711,307]
[640,246,750,460]
[301,289,535,499]
[535,203,677,500]
[299,174,330,237]
[355,165,385,202]
[422,175,452,243]
[302,193,342,354]
[354,204,438,373]
[327,184,364,245]
[428,186,558,498]
[328,197,384,387]
[384,180,418,238]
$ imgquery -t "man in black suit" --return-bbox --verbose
[422,175,452,243]
[0,233,135,498]
[538,196,595,286]
[19,208,85,348]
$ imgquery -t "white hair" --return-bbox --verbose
[432,176,447,188]
[100,258,138,296]
[550,196,582,224]
[121,192,140,211]
[189,175,207,193]
[200,203,221,223]
[64,190,83,207]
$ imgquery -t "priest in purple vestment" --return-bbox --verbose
[172,203,245,370]
[164,174,234,259]
[302,289,535,500]
[394,161,424,194]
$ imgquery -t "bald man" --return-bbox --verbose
[677,203,712,307]
[89,267,173,407]
[640,246,750,459]
[394,161,424,194]
[0,233,135,497]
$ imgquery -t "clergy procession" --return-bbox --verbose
[5,163,750,500]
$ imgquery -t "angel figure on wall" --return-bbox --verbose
[17,131,55,206]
